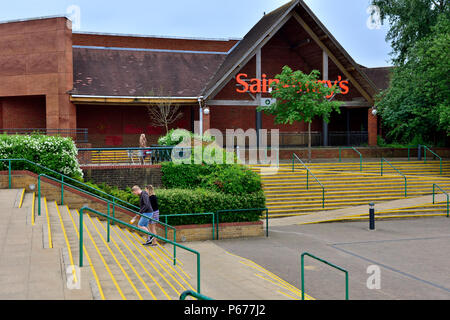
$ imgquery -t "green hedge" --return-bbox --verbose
[83,183,265,226]
[0,134,83,179]
[156,188,266,225]
[161,162,262,195]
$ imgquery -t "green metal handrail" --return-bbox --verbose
[380,158,407,197]
[179,290,213,300]
[37,173,178,263]
[301,252,349,300]
[215,208,269,240]
[423,145,442,175]
[432,184,449,218]
[161,212,216,240]
[0,158,141,212]
[292,153,325,208]
[338,147,363,171]
[78,146,192,164]
[79,206,202,293]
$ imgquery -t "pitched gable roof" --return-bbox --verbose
[202,0,380,104]
[202,0,298,98]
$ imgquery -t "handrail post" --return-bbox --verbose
[111,198,115,226]
[197,252,201,294]
[306,170,309,190]
[301,252,349,300]
[106,202,110,243]
[404,177,407,198]
[301,253,305,300]
[61,176,64,205]
[433,184,435,204]
[8,160,12,189]
[322,188,325,208]
[79,208,84,267]
[37,175,41,216]
[173,229,177,266]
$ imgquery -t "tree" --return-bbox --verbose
[376,14,450,144]
[372,0,449,65]
[257,66,343,162]
[146,88,184,134]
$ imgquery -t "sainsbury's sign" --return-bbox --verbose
[235,73,349,99]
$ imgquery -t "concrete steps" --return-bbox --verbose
[54,204,195,300]
[248,161,450,217]
[1,191,196,300]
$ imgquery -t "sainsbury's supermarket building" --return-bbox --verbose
[0,0,390,148]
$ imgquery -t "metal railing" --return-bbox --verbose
[0,128,88,143]
[432,184,449,218]
[79,206,202,293]
[179,290,213,300]
[328,131,368,147]
[423,145,442,175]
[292,153,325,208]
[0,159,180,263]
[36,173,178,264]
[1,158,141,213]
[381,158,407,197]
[338,146,363,171]
[78,146,192,165]
[301,252,349,300]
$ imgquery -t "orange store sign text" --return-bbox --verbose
[236,73,349,99]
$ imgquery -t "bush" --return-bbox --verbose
[157,128,214,146]
[0,134,83,179]
[155,188,266,225]
[161,162,262,195]
[81,183,265,226]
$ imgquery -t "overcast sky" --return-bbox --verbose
[0,0,392,67]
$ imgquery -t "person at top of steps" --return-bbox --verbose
[130,185,155,246]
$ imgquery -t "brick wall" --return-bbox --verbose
[82,165,163,189]
[76,104,192,147]
[157,221,264,243]
[0,95,46,128]
[0,17,75,130]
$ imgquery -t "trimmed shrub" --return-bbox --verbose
[82,183,265,226]
[0,134,83,179]
[161,162,262,195]
[155,188,266,225]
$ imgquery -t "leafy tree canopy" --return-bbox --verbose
[372,0,449,65]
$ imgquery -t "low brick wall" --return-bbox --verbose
[156,220,264,243]
[81,165,163,189]
[0,170,264,241]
